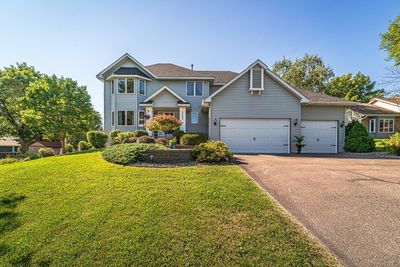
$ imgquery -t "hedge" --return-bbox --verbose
[102,143,167,165]
[180,133,208,145]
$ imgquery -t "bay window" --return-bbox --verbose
[118,110,135,126]
[138,80,145,95]
[117,78,135,94]
[138,111,145,126]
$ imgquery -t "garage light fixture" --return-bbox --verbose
[340,121,345,128]
[213,118,217,126]
[294,119,298,126]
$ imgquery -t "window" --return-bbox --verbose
[138,111,145,126]
[127,111,134,125]
[138,80,145,95]
[111,111,115,126]
[118,111,125,125]
[250,65,264,91]
[118,110,134,126]
[187,82,203,96]
[369,119,375,133]
[127,79,135,93]
[191,112,198,124]
[118,79,125,93]
[379,119,394,133]
[111,80,114,94]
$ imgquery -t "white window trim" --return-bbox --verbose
[116,78,136,94]
[138,110,145,127]
[191,111,199,124]
[138,80,146,96]
[117,110,135,126]
[369,119,376,133]
[186,81,204,97]
[249,66,265,91]
[378,118,395,133]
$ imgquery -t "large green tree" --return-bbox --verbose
[24,75,101,153]
[381,15,400,66]
[272,54,334,93]
[325,73,384,103]
[0,63,42,152]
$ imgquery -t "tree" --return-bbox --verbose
[24,75,102,153]
[325,73,384,103]
[381,15,400,66]
[0,63,42,152]
[272,54,334,93]
[145,114,182,136]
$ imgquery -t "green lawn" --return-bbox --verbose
[0,152,340,266]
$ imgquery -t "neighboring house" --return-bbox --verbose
[28,141,62,155]
[349,97,400,138]
[0,138,20,153]
[97,53,355,154]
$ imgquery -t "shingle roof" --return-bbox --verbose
[146,63,238,84]
[296,88,355,104]
[350,104,400,115]
[383,96,400,105]
[30,141,62,148]
[0,138,20,147]
[113,67,150,79]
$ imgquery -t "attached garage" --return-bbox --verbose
[301,121,338,153]
[220,118,290,154]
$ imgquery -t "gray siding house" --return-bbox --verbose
[97,53,355,153]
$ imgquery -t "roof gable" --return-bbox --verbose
[143,86,187,103]
[205,59,309,103]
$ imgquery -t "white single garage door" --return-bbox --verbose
[220,118,290,153]
[301,121,338,153]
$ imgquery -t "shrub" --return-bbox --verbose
[102,143,167,164]
[344,121,374,152]
[180,133,208,145]
[109,130,122,144]
[87,131,108,148]
[374,139,390,152]
[133,130,148,138]
[155,138,168,146]
[388,133,400,155]
[137,136,155,144]
[114,132,136,144]
[0,157,19,165]
[78,141,91,151]
[345,120,359,137]
[17,152,40,161]
[192,141,233,162]
[173,130,185,144]
[65,143,74,153]
[38,148,54,158]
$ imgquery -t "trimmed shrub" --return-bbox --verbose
[18,152,40,161]
[388,133,400,155]
[344,121,375,152]
[102,143,167,164]
[65,144,74,153]
[192,141,233,162]
[109,130,122,144]
[133,130,148,138]
[78,141,91,151]
[345,120,359,137]
[114,132,136,144]
[374,139,390,152]
[173,130,185,144]
[155,138,168,146]
[137,136,155,144]
[0,157,19,165]
[87,131,108,148]
[38,148,54,158]
[180,133,208,146]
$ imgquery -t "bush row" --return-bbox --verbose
[102,143,167,164]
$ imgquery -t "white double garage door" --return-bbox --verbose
[220,118,337,154]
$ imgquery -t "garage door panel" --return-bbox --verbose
[301,121,337,153]
[220,119,289,154]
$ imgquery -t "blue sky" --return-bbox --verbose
[1,0,399,117]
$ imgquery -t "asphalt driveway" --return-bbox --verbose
[238,154,400,267]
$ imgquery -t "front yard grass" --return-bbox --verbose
[0,152,340,266]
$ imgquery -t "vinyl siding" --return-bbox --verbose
[301,106,346,152]
[103,80,112,133]
[209,71,301,153]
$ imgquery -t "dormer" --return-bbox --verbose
[249,64,264,95]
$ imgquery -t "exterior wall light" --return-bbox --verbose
[294,119,298,126]
[213,118,217,126]
[340,121,345,128]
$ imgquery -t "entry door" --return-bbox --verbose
[301,121,337,153]
[220,119,290,154]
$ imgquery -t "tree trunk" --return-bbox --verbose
[19,140,29,154]
[61,137,66,154]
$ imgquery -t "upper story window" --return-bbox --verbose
[111,80,115,94]
[249,65,264,93]
[379,119,394,133]
[187,82,203,96]
[138,80,146,95]
[117,78,135,94]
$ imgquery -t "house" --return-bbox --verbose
[349,97,400,138]
[28,141,62,155]
[97,53,355,154]
[0,138,20,153]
